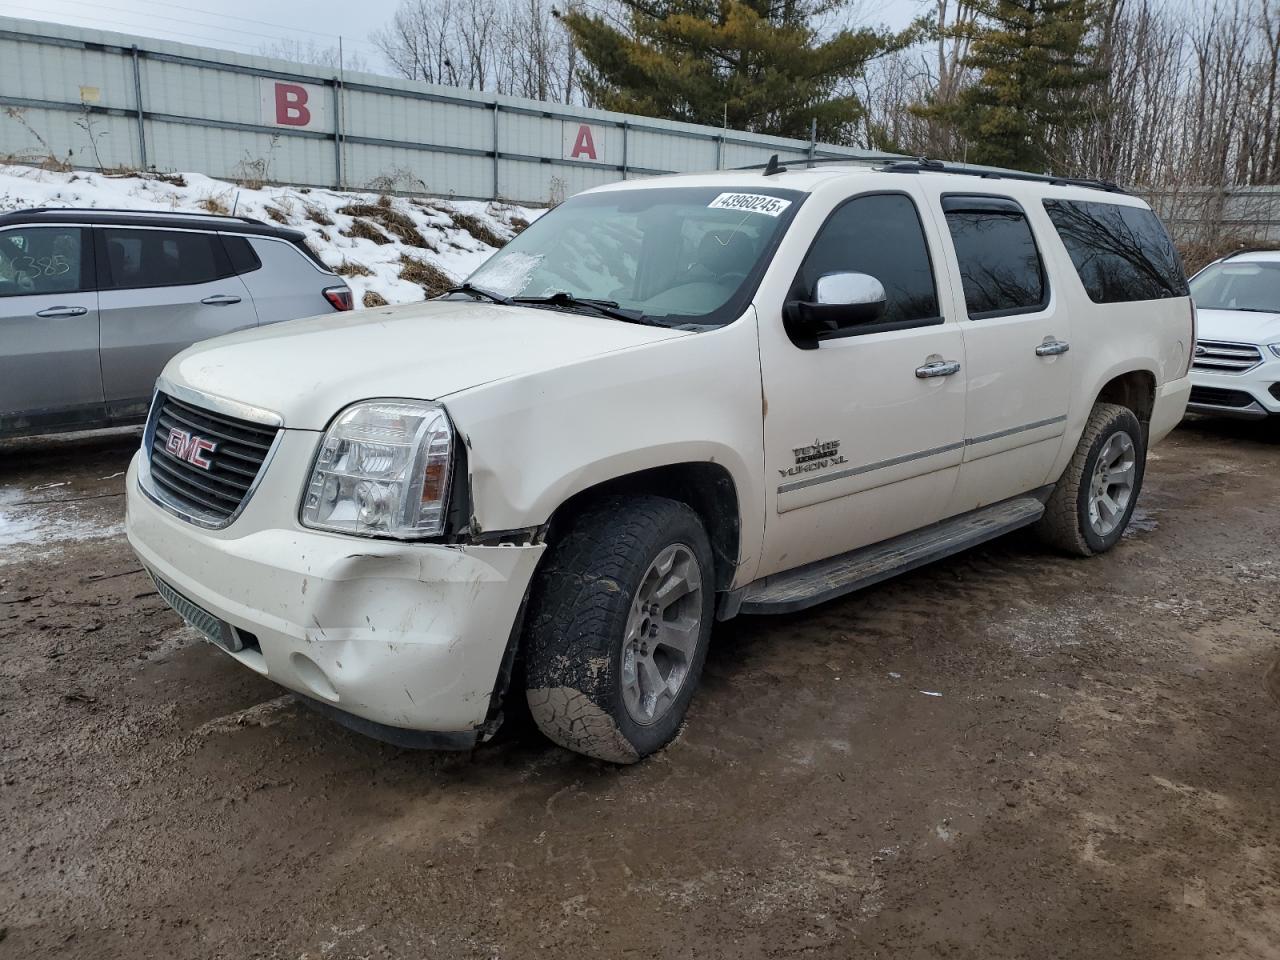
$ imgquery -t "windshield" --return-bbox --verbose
[1190,259,1280,313]
[462,186,805,326]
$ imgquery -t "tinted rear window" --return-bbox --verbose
[1042,200,1187,303]
[943,198,1047,317]
[101,228,233,290]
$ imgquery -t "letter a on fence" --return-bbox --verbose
[565,123,599,161]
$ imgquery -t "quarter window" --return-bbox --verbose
[221,236,262,275]
[1043,199,1187,303]
[101,229,232,290]
[0,227,87,298]
[943,197,1047,317]
[792,193,940,326]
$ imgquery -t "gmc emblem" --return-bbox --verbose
[165,427,217,470]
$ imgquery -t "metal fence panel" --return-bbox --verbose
[0,14,888,203]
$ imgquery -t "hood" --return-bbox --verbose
[164,299,691,430]
[1195,307,1280,346]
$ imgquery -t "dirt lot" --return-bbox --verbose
[1,419,1278,960]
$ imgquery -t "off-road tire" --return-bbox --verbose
[1036,402,1146,557]
[523,495,715,763]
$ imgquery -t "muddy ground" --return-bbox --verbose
[1,419,1278,960]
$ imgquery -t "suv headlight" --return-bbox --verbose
[1269,343,1280,359]
[301,400,453,538]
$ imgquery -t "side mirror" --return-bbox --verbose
[784,272,887,342]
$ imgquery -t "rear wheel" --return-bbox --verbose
[523,495,714,763]
[1036,402,1146,556]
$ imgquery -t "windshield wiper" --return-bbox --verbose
[511,292,657,325]
[445,283,511,305]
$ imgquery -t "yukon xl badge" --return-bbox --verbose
[780,438,847,478]
[165,427,217,470]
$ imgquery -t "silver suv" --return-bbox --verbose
[0,208,351,440]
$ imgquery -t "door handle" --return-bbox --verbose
[200,295,242,306]
[35,305,88,318]
[915,359,962,379]
[1036,338,1070,357]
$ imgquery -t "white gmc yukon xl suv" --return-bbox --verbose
[125,159,1193,762]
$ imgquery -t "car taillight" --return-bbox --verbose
[324,286,353,312]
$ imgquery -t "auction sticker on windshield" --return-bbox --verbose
[707,193,793,216]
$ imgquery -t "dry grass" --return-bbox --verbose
[362,290,389,308]
[337,201,429,248]
[334,258,373,277]
[264,205,290,224]
[452,212,505,248]
[398,254,453,297]
[343,217,391,245]
[304,204,333,226]
[197,192,230,215]
[508,216,530,234]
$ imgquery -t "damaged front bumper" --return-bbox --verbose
[125,440,544,746]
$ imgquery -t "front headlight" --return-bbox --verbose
[1269,343,1280,359]
[301,400,452,539]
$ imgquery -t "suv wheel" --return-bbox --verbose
[524,495,715,763]
[1036,402,1146,556]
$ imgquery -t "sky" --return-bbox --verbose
[2,0,928,75]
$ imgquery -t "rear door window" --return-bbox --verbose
[100,228,233,290]
[943,196,1047,318]
[0,226,89,297]
[1042,200,1187,303]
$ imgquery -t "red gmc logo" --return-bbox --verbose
[165,427,217,470]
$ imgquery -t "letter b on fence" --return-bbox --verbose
[260,78,326,129]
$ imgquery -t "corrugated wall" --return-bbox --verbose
[0,15,893,204]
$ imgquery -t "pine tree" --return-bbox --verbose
[559,0,914,141]
[913,0,1104,172]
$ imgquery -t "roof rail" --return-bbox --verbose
[733,153,1125,193]
[736,153,901,172]
[1223,247,1280,260]
[882,158,1125,194]
[15,206,268,225]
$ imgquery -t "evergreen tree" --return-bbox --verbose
[913,0,1104,172]
[560,0,914,141]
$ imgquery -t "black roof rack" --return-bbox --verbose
[17,206,267,225]
[736,153,1125,194]
[883,158,1125,194]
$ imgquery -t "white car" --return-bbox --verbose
[124,158,1193,763]
[1186,250,1280,418]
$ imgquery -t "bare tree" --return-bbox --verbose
[371,0,586,103]
[258,39,370,74]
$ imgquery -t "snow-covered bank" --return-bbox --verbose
[0,165,541,307]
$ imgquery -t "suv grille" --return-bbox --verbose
[145,392,279,525]
[1192,340,1263,373]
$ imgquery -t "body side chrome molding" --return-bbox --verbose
[776,414,1068,495]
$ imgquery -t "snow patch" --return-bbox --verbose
[0,164,542,308]
[0,485,124,562]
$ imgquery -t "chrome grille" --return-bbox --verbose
[1192,339,1264,374]
[143,391,279,526]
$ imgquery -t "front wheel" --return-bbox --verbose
[1036,402,1146,556]
[523,495,715,763]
